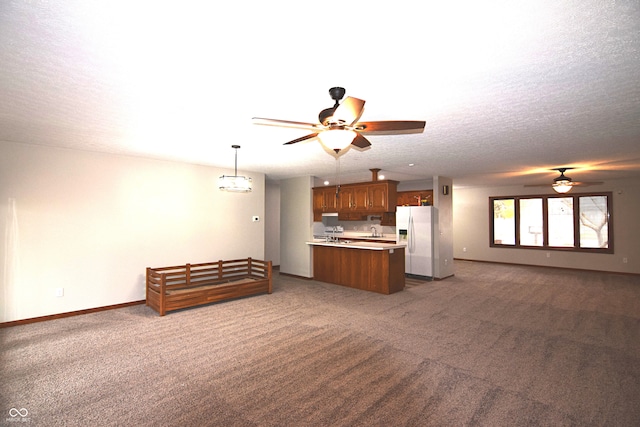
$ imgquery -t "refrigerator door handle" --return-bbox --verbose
[408,214,414,253]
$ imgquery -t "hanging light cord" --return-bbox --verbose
[335,156,341,195]
[232,144,240,176]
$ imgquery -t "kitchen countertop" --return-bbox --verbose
[306,239,406,251]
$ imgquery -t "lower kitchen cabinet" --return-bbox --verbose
[312,245,405,294]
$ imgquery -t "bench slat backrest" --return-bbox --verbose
[147,258,271,291]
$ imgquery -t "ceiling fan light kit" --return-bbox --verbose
[551,168,574,193]
[552,181,574,193]
[219,145,252,192]
[318,129,357,153]
[252,87,426,158]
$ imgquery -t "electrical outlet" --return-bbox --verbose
[623,257,628,264]
[546,252,551,258]
[463,247,467,252]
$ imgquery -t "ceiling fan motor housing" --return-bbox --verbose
[319,87,347,125]
[328,87,346,102]
[554,167,573,183]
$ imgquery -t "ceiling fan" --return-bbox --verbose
[252,87,426,155]
[525,167,604,193]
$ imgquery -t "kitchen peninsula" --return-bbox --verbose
[306,240,405,294]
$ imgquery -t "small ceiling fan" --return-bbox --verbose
[525,167,604,193]
[252,87,426,154]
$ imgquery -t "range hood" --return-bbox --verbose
[321,212,339,217]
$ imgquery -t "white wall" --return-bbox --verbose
[0,142,266,322]
[433,176,454,279]
[398,178,434,192]
[452,178,640,274]
[279,176,313,278]
[265,180,281,266]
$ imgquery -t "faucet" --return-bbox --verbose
[371,226,378,237]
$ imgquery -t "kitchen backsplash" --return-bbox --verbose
[312,217,395,238]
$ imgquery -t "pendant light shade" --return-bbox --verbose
[552,180,573,193]
[219,145,252,192]
[318,129,357,153]
[551,168,574,193]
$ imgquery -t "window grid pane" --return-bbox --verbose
[548,197,574,247]
[493,199,515,245]
[519,198,543,246]
[579,196,609,248]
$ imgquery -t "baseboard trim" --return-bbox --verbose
[0,300,146,328]
[453,258,639,276]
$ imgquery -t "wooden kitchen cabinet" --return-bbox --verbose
[338,212,366,221]
[379,212,396,226]
[353,186,369,210]
[313,186,338,221]
[312,244,405,294]
[336,187,365,220]
[337,185,369,211]
[337,187,354,211]
[397,190,433,206]
[367,182,395,211]
[315,180,398,221]
[340,181,397,213]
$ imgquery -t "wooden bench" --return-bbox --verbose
[146,258,272,316]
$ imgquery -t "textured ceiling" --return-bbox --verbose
[1,1,639,188]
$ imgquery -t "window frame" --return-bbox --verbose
[489,192,613,253]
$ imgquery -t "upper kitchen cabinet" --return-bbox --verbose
[313,186,338,221]
[313,180,398,221]
[397,190,434,206]
[367,182,396,211]
[338,186,368,211]
[341,181,397,213]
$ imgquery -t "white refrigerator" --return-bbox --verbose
[396,206,434,278]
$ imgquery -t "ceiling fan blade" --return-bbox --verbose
[283,133,319,145]
[351,133,371,149]
[573,181,604,187]
[252,117,321,131]
[332,97,365,125]
[355,120,426,134]
[524,181,604,188]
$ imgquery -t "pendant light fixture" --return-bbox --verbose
[219,145,252,192]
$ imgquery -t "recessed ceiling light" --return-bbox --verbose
[379,174,385,180]
[409,163,415,167]
[324,180,330,185]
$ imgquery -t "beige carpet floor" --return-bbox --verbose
[1,261,639,426]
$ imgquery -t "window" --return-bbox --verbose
[548,197,573,247]
[493,199,515,245]
[519,198,543,246]
[490,192,613,253]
